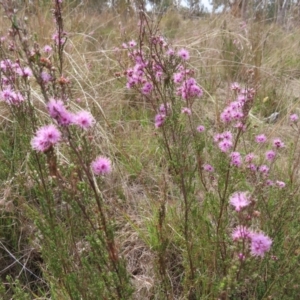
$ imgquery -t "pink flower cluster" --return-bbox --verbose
[214,131,233,152]
[52,31,67,46]
[220,83,255,128]
[0,86,24,105]
[47,98,95,129]
[0,59,32,78]
[31,124,61,152]
[154,103,171,128]
[174,68,203,101]
[0,59,33,105]
[232,226,272,258]
[290,113,299,122]
[122,39,202,128]
[124,39,165,95]
[230,151,242,167]
[230,191,272,258]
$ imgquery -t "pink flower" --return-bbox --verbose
[230,151,242,167]
[290,113,299,122]
[245,153,255,163]
[203,164,214,172]
[273,138,284,149]
[0,59,12,71]
[238,253,246,261]
[155,113,166,128]
[250,232,272,257]
[16,66,32,77]
[181,107,192,115]
[52,31,67,45]
[248,163,257,171]
[128,40,137,47]
[0,87,24,105]
[159,103,171,115]
[258,165,269,174]
[220,111,232,123]
[141,82,153,95]
[41,71,52,83]
[255,134,267,143]
[177,48,190,60]
[167,49,175,56]
[222,131,233,141]
[31,124,61,152]
[276,180,285,188]
[47,98,66,119]
[43,45,52,53]
[232,225,251,241]
[173,72,183,84]
[59,110,75,126]
[91,156,112,175]
[265,150,276,161]
[197,125,205,132]
[229,191,250,211]
[214,133,223,142]
[74,111,95,129]
[290,114,299,122]
[231,82,240,91]
[218,139,233,152]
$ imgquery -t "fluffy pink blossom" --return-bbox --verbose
[266,179,274,186]
[41,71,52,83]
[0,87,24,105]
[59,110,75,126]
[31,124,61,152]
[173,72,183,84]
[167,49,175,56]
[276,180,285,188]
[177,48,190,60]
[255,134,267,143]
[222,131,233,140]
[229,191,250,211]
[43,45,53,53]
[265,150,276,161]
[181,107,192,115]
[231,82,240,91]
[290,113,299,122]
[230,151,242,167]
[128,40,137,47]
[273,138,284,149]
[141,82,153,95]
[203,164,214,172]
[0,59,12,71]
[159,103,171,115]
[245,153,255,163]
[250,232,272,257]
[196,125,205,132]
[218,139,233,152]
[155,113,166,128]
[238,253,246,261]
[74,111,95,129]
[232,225,251,241]
[91,156,112,175]
[248,163,257,171]
[47,98,66,119]
[214,133,223,142]
[258,165,269,174]
[15,66,32,77]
